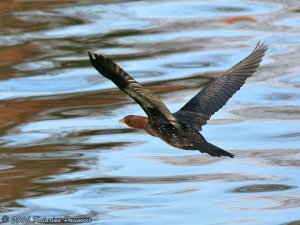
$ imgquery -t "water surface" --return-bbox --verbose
[0,0,300,224]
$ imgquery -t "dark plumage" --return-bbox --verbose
[89,42,268,158]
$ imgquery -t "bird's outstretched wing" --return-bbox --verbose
[174,42,268,130]
[89,52,177,123]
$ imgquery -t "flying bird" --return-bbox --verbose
[89,42,268,158]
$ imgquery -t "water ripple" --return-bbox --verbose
[0,0,300,224]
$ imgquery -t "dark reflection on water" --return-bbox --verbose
[0,0,300,224]
[233,184,296,193]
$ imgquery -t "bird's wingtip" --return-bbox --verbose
[88,51,94,59]
[88,51,104,59]
[255,41,269,52]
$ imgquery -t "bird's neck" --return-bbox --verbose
[129,116,149,130]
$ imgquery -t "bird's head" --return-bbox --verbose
[119,115,149,129]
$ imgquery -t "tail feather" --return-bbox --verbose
[198,142,234,158]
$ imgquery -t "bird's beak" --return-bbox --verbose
[119,119,125,125]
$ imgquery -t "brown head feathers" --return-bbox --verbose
[120,115,149,130]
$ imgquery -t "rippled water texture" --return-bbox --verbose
[0,0,300,224]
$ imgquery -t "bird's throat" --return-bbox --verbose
[127,116,149,130]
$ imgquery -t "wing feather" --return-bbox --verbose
[175,42,268,130]
[88,52,177,123]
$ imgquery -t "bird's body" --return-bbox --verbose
[120,114,232,157]
[147,120,196,150]
[89,42,268,158]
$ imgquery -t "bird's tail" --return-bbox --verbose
[197,141,234,158]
